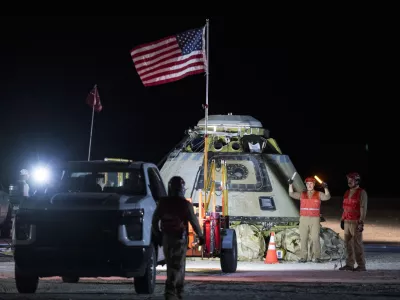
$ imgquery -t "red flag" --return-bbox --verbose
[86,84,102,112]
[131,27,206,87]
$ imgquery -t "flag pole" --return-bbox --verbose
[203,19,210,204]
[87,85,96,161]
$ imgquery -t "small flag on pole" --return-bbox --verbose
[131,27,207,87]
[86,84,103,112]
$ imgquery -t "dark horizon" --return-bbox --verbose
[0,16,375,197]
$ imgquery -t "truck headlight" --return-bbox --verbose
[15,209,34,240]
[120,209,143,241]
[32,167,50,184]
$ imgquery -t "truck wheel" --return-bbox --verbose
[15,266,39,293]
[62,276,80,283]
[220,230,238,273]
[134,244,156,294]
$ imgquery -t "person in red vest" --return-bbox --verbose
[339,172,368,271]
[289,176,331,263]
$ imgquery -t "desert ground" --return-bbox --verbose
[320,196,400,244]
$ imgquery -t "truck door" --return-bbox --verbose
[147,168,167,202]
[145,167,167,264]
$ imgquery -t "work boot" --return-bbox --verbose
[298,258,307,263]
[354,266,367,272]
[176,287,184,299]
[338,265,354,271]
[164,292,179,300]
[177,291,183,299]
[165,283,178,300]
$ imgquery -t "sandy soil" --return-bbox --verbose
[1,275,400,299]
[320,196,400,244]
[2,252,400,278]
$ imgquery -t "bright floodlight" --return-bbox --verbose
[32,167,50,183]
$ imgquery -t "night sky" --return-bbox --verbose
[0,16,373,196]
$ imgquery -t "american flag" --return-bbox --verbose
[86,84,102,112]
[131,27,207,87]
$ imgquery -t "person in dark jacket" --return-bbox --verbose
[152,176,204,300]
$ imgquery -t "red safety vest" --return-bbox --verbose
[300,191,321,217]
[342,187,363,221]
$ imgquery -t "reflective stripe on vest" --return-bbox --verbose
[300,191,321,217]
[342,188,363,220]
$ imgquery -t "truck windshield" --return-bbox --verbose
[59,169,145,195]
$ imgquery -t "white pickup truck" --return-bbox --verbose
[13,160,167,294]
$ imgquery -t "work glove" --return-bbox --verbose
[321,182,328,189]
[357,220,364,233]
[340,220,344,230]
[198,236,205,246]
[288,178,293,185]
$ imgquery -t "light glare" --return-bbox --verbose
[33,167,50,183]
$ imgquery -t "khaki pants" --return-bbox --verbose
[344,220,366,268]
[299,216,321,260]
[162,234,187,299]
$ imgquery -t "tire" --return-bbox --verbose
[62,276,80,283]
[220,230,238,273]
[134,244,156,294]
[15,266,39,293]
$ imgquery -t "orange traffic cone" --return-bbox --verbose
[264,232,279,264]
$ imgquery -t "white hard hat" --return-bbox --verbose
[20,169,29,176]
